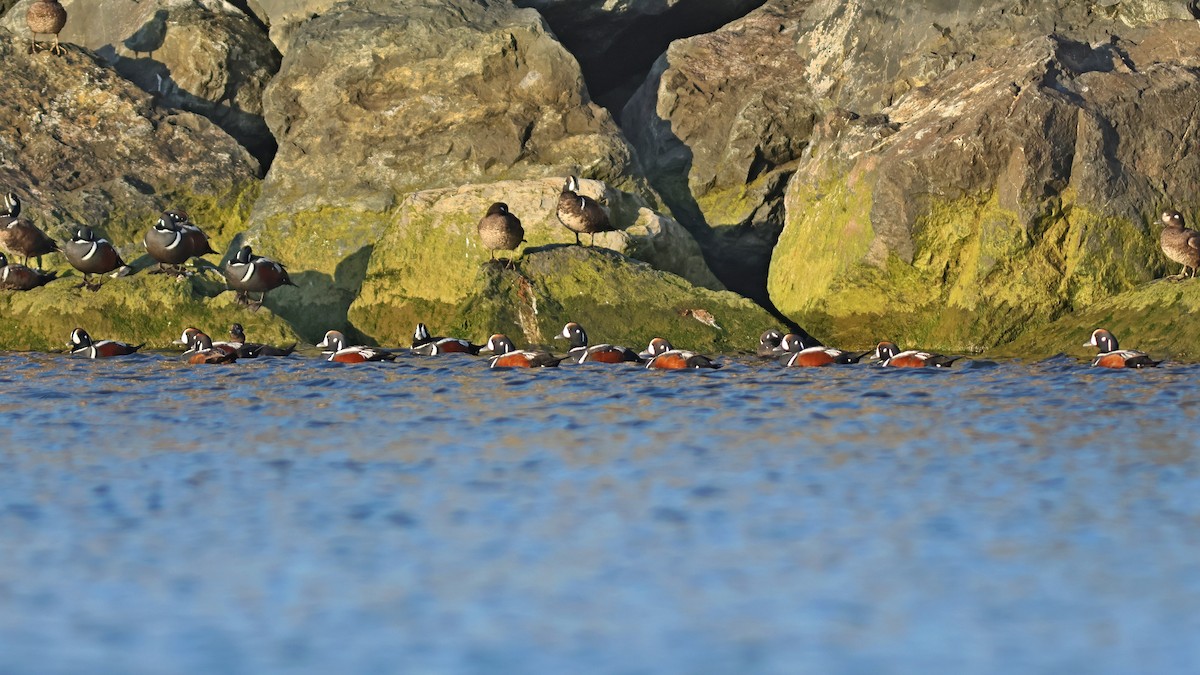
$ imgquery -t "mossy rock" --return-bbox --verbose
[350,245,776,352]
[0,273,298,351]
[990,279,1200,362]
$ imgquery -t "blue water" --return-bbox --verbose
[0,352,1198,674]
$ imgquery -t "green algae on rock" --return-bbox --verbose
[0,273,298,352]
[351,244,774,353]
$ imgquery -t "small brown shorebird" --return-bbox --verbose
[27,0,68,56]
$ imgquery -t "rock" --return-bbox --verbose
[244,0,338,52]
[344,177,723,343]
[622,0,815,304]
[0,273,298,351]
[350,244,775,353]
[511,0,768,109]
[1,0,280,166]
[0,30,262,273]
[245,0,647,342]
[768,22,1200,352]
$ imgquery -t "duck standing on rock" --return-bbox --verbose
[0,193,59,269]
[0,251,55,290]
[557,176,613,246]
[27,0,67,56]
[1159,210,1200,280]
[223,245,295,309]
[477,202,524,266]
[143,215,198,272]
[165,211,217,259]
[63,227,126,289]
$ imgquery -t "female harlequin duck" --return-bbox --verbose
[645,347,722,370]
[0,193,59,268]
[68,328,143,359]
[410,323,482,355]
[318,330,397,363]
[1084,329,1160,368]
[783,345,871,367]
[1159,210,1200,280]
[224,245,294,308]
[63,227,126,288]
[480,334,565,368]
[477,202,525,265]
[558,322,642,364]
[184,332,238,364]
[0,251,56,290]
[871,341,962,368]
[557,176,613,246]
[27,0,68,55]
[757,330,785,358]
[228,323,295,358]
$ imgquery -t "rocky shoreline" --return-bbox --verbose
[2,0,1199,356]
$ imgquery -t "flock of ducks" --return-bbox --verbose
[58,322,1159,371]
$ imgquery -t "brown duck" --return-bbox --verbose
[1160,210,1200,280]
[477,202,524,263]
[0,193,59,268]
[27,0,67,56]
[556,176,613,246]
[0,251,56,290]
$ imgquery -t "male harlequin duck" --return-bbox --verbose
[317,330,397,363]
[63,227,126,288]
[639,337,675,359]
[1159,210,1200,280]
[27,0,68,55]
[477,202,525,265]
[143,215,193,270]
[871,341,962,368]
[68,328,143,359]
[481,334,565,368]
[646,348,722,370]
[184,332,238,364]
[167,211,217,259]
[557,322,642,363]
[228,323,295,358]
[0,251,56,290]
[783,345,872,367]
[1084,329,1160,368]
[0,193,59,268]
[223,245,294,308]
[175,327,241,357]
[757,330,785,358]
[557,176,613,246]
[410,323,482,355]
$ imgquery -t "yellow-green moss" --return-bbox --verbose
[0,273,298,351]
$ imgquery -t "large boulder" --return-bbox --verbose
[1,0,280,166]
[622,0,816,304]
[243,0,337,53]
[0,30,261,271]
[352,244,775,353]
[769,22,1200,352]
[0,274,298,352]
[346,177,723,343]
[244,0,649,341]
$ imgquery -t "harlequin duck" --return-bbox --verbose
[1084,329,1160,368]
[0,251,56,290]
[646,348,722,370]
[317,330,397,363]
[143,215,192,270]
[0,193,59,268]
[223,245,295,308]
[63,227,126,288]
[166,211,217,259]
[557,322,642,363]
[228,323,295,358]
[639,337,675,359]
[871,341,962,368]
[557,176,613,246]
[481,334,565,368]
[184,332,238,364]
[68,328,143,358]
[26,0,67,55]
[1159,210,1200,280]
[410,323,482,355]
[477,202,525,265]
[174,327,241,357]
[783,345,871,367]
[757,330,784,358]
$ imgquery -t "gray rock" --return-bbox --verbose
[0,29,261,267]
[1,0,280,166]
